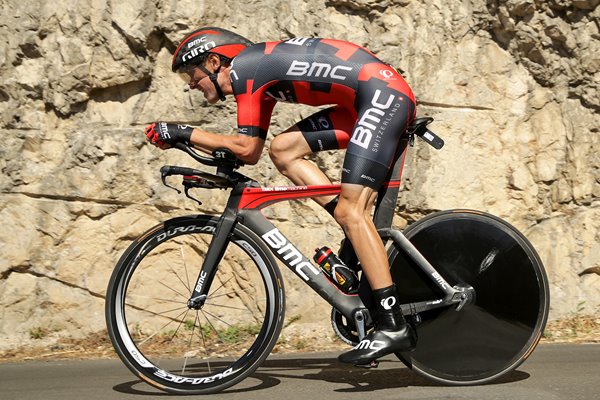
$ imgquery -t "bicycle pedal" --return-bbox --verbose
[354,360,379,369]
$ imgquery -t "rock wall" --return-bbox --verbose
[0,0,599,350]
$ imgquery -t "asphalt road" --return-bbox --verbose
[0,343,598,400]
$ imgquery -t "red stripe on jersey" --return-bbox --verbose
[320,39,361,61]
[263,42,278,55]
[235,80,277,132]
[235,80,258,126]
[329,106,356,148]
[358,63,415,103]
[293,82,357,109]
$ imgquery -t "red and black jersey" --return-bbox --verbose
[230,38,415,139]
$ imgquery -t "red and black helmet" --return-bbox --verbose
[171,27,253,73]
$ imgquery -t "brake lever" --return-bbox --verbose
[160,168,182,194]
[183,185,203,206]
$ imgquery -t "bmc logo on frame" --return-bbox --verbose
[262,228,321,281]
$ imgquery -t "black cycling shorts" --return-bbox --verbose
[298,79,415,189]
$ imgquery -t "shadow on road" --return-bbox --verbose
[112,356,530,396]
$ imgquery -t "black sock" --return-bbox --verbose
[372,284,406,330]
[323,196,339,217]
[338,238,360,271]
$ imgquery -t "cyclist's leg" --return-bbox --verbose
[335,184,390,287]
[337,77,417,364]
[269,105,355,207]
[336,185,416,365]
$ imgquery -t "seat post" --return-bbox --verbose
[373,137,410,230]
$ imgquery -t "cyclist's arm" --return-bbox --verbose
[189,129,265,165]
[192,91,275,165]
[188,85,276,164]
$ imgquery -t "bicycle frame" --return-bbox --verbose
[186,137,469,325]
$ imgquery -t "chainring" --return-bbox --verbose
[330,308,360,346]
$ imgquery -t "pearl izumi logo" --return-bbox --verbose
[380,296,397,310]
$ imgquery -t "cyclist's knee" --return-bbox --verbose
[269,132,307,171]
[333,200,363,232]
[334,186,376,230]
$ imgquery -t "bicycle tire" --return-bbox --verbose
[389,210,549,385]
[106,215,285,394]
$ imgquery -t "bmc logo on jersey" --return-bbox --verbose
[286,60,353,81]
[350,90,396,149]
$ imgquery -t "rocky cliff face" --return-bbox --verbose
[0,0,598,350]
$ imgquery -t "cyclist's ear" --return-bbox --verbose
[206,53,222,70]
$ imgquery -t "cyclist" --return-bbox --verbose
[145,27,417,365]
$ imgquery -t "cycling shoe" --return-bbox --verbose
[338,324,416,365]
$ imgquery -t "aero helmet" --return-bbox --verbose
[172,27,253,73]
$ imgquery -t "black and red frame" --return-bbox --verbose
[180,136,469,326]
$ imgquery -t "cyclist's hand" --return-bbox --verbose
[145,122,194,149]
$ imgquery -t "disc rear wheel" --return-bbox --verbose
[389,210,549,385]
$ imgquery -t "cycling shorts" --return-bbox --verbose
[298,78,416,189]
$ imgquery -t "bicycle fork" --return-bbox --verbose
[187,209,239,309]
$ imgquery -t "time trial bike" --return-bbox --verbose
[105,117,549,394]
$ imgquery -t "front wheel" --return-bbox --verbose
[105,216,285,394]
[389,210,549,385]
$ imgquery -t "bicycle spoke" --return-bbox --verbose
[126,293,186,305]
[197,318,212,374]
[136,308,189,346]
[153,305,190,317]
[201,309,234,330]
[182,312,200,375]
[207,276,234,298]
[203,302,250,311]
[124,300,188,323]
[169,308,191,343]
[180,247,192,293]
[162,252,191,293]
[158,279,189,300]
[108,222,283,394]
[209,286,257,300]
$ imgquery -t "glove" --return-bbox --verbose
[145,122,194,149]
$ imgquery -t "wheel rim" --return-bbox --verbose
[112,226,279,391]
[391,212,549,383]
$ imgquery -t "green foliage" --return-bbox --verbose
[29,327,47,340]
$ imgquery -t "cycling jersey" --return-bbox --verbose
[230,38,416,189]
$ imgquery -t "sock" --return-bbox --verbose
[323,196,339,217]
[372,284,406,330]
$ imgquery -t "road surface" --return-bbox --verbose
[0,343,598,400]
